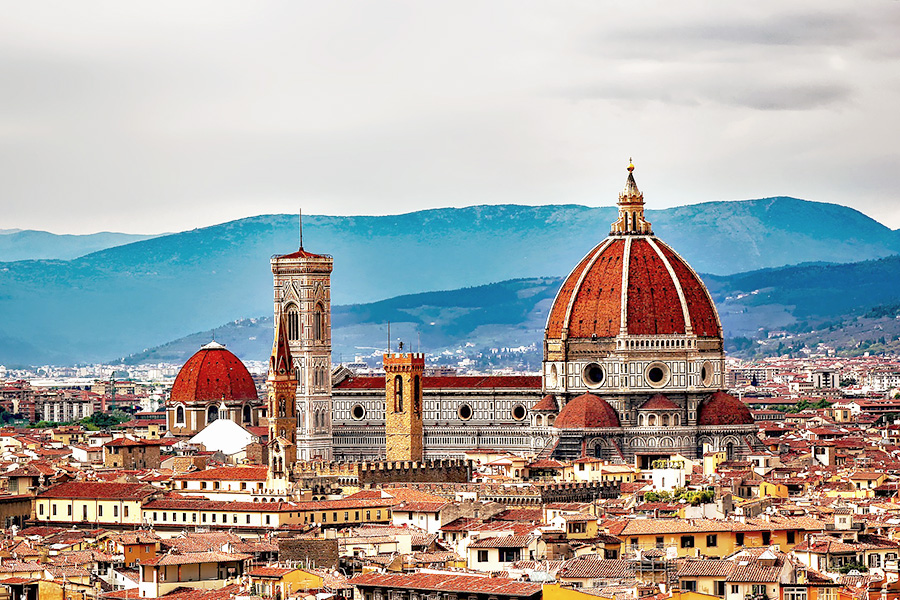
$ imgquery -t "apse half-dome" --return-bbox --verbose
[170,341,258,405]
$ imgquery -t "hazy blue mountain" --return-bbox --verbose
[125,255,900,367]
[1,197,899,366]
[0,230,160,261]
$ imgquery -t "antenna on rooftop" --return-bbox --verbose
[387,321,391,354]
[299,208,303,249]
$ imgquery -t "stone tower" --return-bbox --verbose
[384,352,425,462]
[271,244,334,461]
[267,315,297,483]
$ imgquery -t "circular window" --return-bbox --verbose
[351,404,366,420]
[582,363,605,388]
[458,404,473,421]
[512,404,527,421]
[700,361,714,387]
[645,362,671,388]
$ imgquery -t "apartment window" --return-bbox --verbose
[153,512,157,521]
[68,504,73,516]
[344,512,349,521]
[681,536,695,548]
[735,533,744,545]
[333,512,338,522]
[752,585,767,596]
[682,581,697,592]
[266,515,271,525]
[477,550,489,563]
[715,581,726,596]
[247,515,251,524]
[630,537,638,548]
[214,482,220,490]
[211,514,216,523]
[201,482,207,489]
[762,531,771,545]
[656,536,664,548]
[355,511,360,520]
[124,506,129,518]
[202,514,206,522]
[707,534,717,547]
[787,531,796,544]
[233,515,238,524]
[731,586,739,595]
[366,511,371,520]
[162,512,166,522]
[114,506,119,518]
[322,513,326,523]
[377,510,382,519]
[499,549,521,562]
[192,513,197,522]
[784,588,807,600]
[818,588,837,600]
[241,483,247,490]
[39,504,44,515]
[98,505,103,517]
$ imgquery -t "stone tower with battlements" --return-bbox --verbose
[384,352,425,462]
[267,315,297,484]
[271,245,334,461]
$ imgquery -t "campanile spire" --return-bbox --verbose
[611,159,652,235]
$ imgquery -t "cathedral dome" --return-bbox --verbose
[554,393,620,429]
[545,163,720,341]
[546,236,720,340]
[170,342,258,405]
[697,391,754,426]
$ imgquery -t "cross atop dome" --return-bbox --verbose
[611,159,652,235]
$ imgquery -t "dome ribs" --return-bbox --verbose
[568,239,624,338]
[656,241,720,338]
[626,239,685,335]
[546,245,596,337]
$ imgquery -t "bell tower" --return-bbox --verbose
[384,352,425,462]
[271,230,334,461]
[267,315,296,483]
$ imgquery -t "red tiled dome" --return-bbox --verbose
[532,394,559,412]
[554,393,620,429]
[697,391,754,426]
[170,342,258,405]
[545,237,720,339]
[639,394,680,411]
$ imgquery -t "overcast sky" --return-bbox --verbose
[2,1,899,234]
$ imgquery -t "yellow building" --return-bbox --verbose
[141,497,396,530]
[384,352,425,462]
[543,583,614,600]
[249,566,323,598]
[34,481,157,526]
[616,517,823,558]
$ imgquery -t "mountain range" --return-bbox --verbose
[0,230,158,262]
[1,197,898,366]
[121,254,900,369]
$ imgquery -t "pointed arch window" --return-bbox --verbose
[394,375,404,413]
[313,303,325,342]
[286,304,300,341]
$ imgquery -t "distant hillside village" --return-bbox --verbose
[3,167,900,600]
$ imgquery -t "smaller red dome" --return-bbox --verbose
[532,394,559,412]
[639,394,680,411]
[170,342,258,405]
[555,393,620,429]
[697,391,754,426]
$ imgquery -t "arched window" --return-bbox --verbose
[242,404,251,424]
[413,375,421,415]
[313,303,325,342]
[286,304,300,341]
[207,405,219,423]
[394,375,404,413]
[175,405,185,425]
[662,415,669,427]
[632,211,637,231]
[648,414,656,426]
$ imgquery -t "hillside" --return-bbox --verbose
[0,230,159,261]
[1,198,899,366]
[124,255,900,368]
